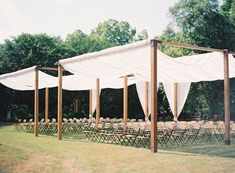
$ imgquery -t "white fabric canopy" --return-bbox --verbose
[59,39,235,83]
[163,82,191,120]
[0,66,141,91]
[172,53,235,82]
[0,66,57,90]
[62,75,139,91]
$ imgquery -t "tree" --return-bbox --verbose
[221,0,235,22]
[65,30,89,56]
[137,29,149,41]
[91,19,136,46]
[169,0,235,50]
[0,33,73,73]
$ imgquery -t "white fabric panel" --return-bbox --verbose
[60,40,152,79]
[59,39,235,83]
[92,89,97,114]
[172,53,235,82]
[0,66,142,91]
[91,89,102,114]
[0,66,57,90]
[0,79,33,90]
[136,81,159,117]
[163,83,191,118]
[62,75,139,91]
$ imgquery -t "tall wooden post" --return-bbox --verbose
[45,87,49,124]
[123,76,128,127]
[58,65,63,140]
[34,67,39,137]
[223,50,231,145]
[89,90,92,118]
[173,83,178,121]
[145,81,149,121]
[96,79,100,128]
[150,40,158,153]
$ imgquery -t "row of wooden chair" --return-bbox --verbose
[15,120,235,148]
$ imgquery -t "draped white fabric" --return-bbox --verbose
[0,66,141,91]
[62,75,138,91]
[91,89,102,114]
[163,83,191,119]
[136,81,150,117]
[91,89,97,114]
[135,81,159,118]
[59,39,235,83]
[0,66,57,90]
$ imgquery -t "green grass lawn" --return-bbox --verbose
[0,125,235,173]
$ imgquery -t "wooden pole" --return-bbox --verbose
[173,83,178,121]
[89,90,92,117]
[45,87,49,124]
[150,40,158,153]
[123,76,128,127]
[160,40,224,53]
[223,50,231,145]
[96,79,100,128]
[58,65,63,140]
[34,67,39,137]
[145,81,149,121]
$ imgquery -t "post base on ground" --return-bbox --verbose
[151,147,158,153]
[224,140,231,145]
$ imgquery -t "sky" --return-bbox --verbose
[0,0,178,43]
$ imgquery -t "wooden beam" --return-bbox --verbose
[223,50,231,145]
[57,65,63,140]
[145,81,149,121]
[45,87,49,124]
[89,90,92,118]
[160,40,224,53]
[173,83,178,121]
[34,67,39,137]
[39,67,58,71]
[96,78,100,128]
[150,40,158,153]
[38,67,68,71]
[123,76,128,127]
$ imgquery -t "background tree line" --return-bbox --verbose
[0,0,234,121]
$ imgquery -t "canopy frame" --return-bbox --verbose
[28,39,232,152]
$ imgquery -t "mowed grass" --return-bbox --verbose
[0,125,235,173]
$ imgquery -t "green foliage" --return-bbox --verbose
[91,19,136,46]
[170,0,219,32]
[169,0,235,50]
[65,30,89,56]
[158,26,195,57]
[0,33,74,73]
[137,29,149,41]
[221,0,235,22]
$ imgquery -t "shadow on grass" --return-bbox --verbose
[163,143,235,158]
[38,131,235,159]
[0,122,15,127]
[3,124,234,159]
[61,133,235,158]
